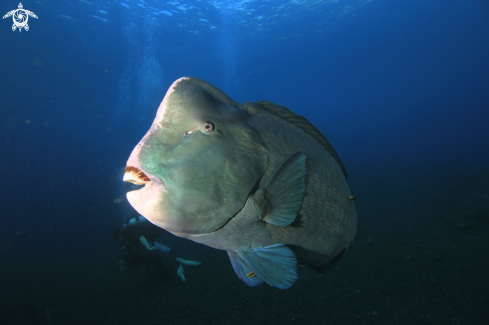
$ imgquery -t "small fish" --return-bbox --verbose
[98,9,107,14]
[120,3,130,8]
[177,265,185,282]
[176,257,201,266]
[124,77,357,289]
[139,236,171,254]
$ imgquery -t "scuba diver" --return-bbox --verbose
[113,215,201,282]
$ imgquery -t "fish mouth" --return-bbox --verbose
[123,166,152,186]
[123,166,168,191]
[123,165,168,226]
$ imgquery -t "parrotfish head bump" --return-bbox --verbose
[123,77,267,235]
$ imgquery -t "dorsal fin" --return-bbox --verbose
[255,100,348,179]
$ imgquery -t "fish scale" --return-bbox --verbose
[247,108,352,266]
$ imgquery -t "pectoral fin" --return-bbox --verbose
[228,244,298,289]
[258,151,306,226]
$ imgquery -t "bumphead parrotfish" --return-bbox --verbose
[123,77,357,289]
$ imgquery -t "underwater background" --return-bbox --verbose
[1,0,488,324]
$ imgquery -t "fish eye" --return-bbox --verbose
[201,121,215,133]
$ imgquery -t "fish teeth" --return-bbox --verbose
[123,166,151,185]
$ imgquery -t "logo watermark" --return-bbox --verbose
[3,3,37,32]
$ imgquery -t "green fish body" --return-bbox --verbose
[124,77,357,289]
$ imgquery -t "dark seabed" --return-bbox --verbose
[1,0,488,324]
[2,163,488,324]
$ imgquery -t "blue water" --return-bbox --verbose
[1,0,488,323]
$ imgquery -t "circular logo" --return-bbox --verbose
[14,9,28,27]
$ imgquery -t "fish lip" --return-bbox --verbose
[123,166,168,191]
